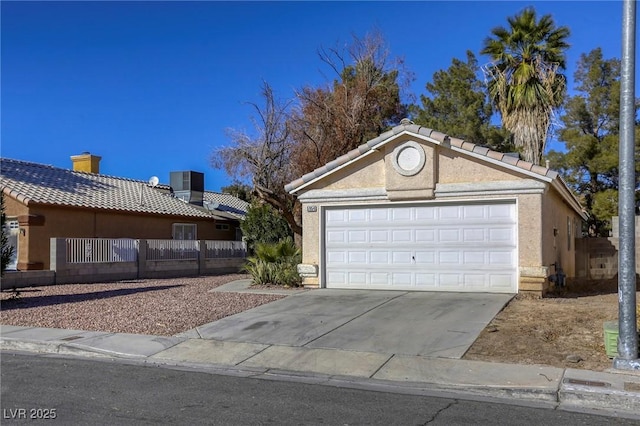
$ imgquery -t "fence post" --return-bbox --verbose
[198,240,206,275]
[138,239,147,279]
[49,238,67,283]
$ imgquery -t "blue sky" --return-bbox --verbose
[1,1,630,191]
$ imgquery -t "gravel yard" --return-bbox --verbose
[0,274,284,336]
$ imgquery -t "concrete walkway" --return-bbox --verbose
[2,280,639,419]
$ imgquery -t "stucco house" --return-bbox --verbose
[1,153,248,271]
[286,119,586,295]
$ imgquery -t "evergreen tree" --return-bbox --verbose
[221,182,253,203]
[548,48,640,236]
[240,202,293,252]
[413,51,512,152]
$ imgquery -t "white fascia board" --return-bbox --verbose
[551,178,588,220]
[435,180,547,197]
[297,188,388,203]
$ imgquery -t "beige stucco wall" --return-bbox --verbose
[295,135,584,293]
[541,188,581,277]
[307,150,385,191]
[438,150,521,183]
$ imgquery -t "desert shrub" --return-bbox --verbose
[244,238,301,287]
[241,202,292,252]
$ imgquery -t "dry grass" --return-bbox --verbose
[464,279,639,371]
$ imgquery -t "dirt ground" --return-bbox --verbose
[463,279,640,371]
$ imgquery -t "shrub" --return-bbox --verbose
[241,202,292,252]
[244,238,301,287]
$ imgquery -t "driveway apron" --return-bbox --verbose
[195,289,513,359]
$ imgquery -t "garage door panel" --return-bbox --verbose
[439,251,461,264]
[489,228,515,243]
[439,206,460,220]
[370,230,389,242]
[416,273,436,287]
[326,230,345,243]
[414,251,435,264]
[463,251,486,264]
[416,229,435,242]
[348,230,367,242]
[327,271,347,285]
[439,274,461,287]
[462,204,487,219]
[392,208,412,221]
[489,274,515,289]
[327,251,346,264]
[392,229,412,242]
[370,209,390,221]
[463,274,486,288]
[342,273,363,287]
[438,229,460,242]
[489,204,514,218]
[348,210,367,221]
[489,251,514,265]
[392,272,412,285]
[415,207,436,220]
[370,251,390,263]
[348,251,367,263]
[463,228,486,242]
[371,272,389,285]
[392,252,413,263]
[325,202,517,293]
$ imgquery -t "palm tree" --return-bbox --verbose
[481,7,570,165]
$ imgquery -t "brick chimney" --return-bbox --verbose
[71,152,101,174]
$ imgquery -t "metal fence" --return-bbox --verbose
[65,238,247,263]
[66,238,138,263]
[205,240,247,259]
[146,240,199,261]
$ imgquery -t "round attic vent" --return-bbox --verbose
[391,141,425,176]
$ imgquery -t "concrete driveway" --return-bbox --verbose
[195,290,513,359]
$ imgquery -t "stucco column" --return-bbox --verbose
[137,239,148,279]
[198,240,206,275]
[49,238,67,283]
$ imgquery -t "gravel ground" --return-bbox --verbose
[0,274,285,336]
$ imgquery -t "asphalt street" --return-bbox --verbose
[1,352,636,425]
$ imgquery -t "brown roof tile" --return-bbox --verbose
[1,158,246,219]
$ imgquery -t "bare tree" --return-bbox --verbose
[291,29,410,174]
[211,82,302,237]
[213,30,411,241]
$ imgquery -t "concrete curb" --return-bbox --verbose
[3,333,640,420]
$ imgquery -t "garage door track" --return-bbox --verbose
[195,290,513,359]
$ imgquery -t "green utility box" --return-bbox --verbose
[603,321,640,358]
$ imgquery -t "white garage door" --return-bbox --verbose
[324,201,517,293]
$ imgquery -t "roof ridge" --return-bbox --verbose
[0,157,152,185]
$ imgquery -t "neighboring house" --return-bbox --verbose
[0,153,248,271]
[286,119,587,295]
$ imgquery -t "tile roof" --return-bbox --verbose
[0,158,245,220]
[203,191,249,220]
[285,120,560,193]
